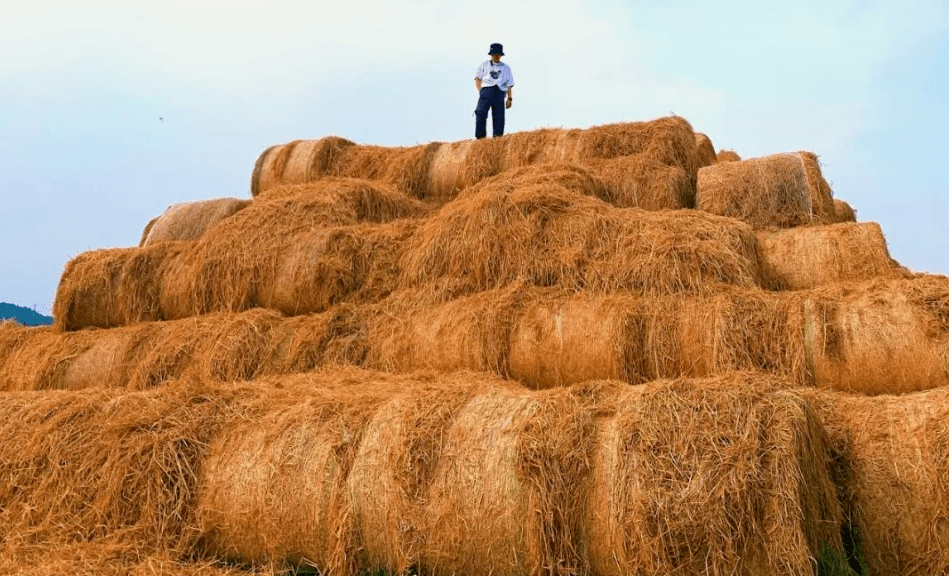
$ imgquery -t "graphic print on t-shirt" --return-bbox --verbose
[490,69,501,79]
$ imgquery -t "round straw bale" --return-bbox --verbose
[833,198,857,223]
[283,136,357,186]
[402,184,765,296]
[502,128,562,167]
[365,284,526,375]
[265,305,368,375]
[576,116,700,179]
[347,379,495,573]
[696,152,816,228]
[583,376,842,576]
[456,135,508,192]
[249,144,278,197]
[129,309,284,389]
[674,289,809,382]
[716,149,741,162]
[62,323,158,389]
[0,383,236,551]
[141,198,251,247]
[583,155,693,209]
[547,128,584,163]
[509,294,640,387]
[250,137,357,197]
[800,152,836,223]
[252,140,302,196]
[462,162,615,203]
[255,177,429,222]
[510,289,808,389]
[138,216,158,247]
[803,276,949,394]
[695,132,717,167]
[259,220,415,316]
[54,242,182,331]
[195,376,403,572]
[428,140,474,201]
[330,142,442,200]
[419,385,598,576]
[800,386,949,576]
[757,222,897,290]
[0,325,97,391]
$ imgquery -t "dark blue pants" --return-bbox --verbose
[475,85,505,139]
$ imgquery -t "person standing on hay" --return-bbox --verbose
[474,43,514,139]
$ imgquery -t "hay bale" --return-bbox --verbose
[141,198,251,247]
[583,376,842,576]
[53,242,185,331]
[0,324,97,390]
[801,386,949,576]
[0,384,236,553]
[419,384,597,576]
[138,217,158,247]
[264,305,368,376]
[427,140,474,201]
[347,379,495,573]
[574,116,700,177]
[696,152,817,228]
[695,132,717,167]
[509,293,639,386]
[402,182,765,296]
[0,369,844,575]
[0,306,369,392]
[281,136,357,186]
[255,178,429,221]
[800,152,836,223]
[59,180,422,330]
[365,284,526,375]
[256,220,415,317]
[833,198,857,223]
[62,324,159,390]
[509,289,808,388]
[582,155,694,209]
[461,162,615,205]
[758,222,897,290]
[252,137,441,200]
[194,371,418,573]
[330,142,443,200]
[255,117,699,200]
[803,276,949,394]
[157,181,419,320]
[717,149,741,162]
[129,309,285,389]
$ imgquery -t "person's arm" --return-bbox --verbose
[475,78,482,91]
[506,87,513,108]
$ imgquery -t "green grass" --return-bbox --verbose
[817,524,870,576]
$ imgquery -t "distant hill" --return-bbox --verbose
[0,303,53,326]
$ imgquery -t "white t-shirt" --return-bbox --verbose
[475,60,514,92]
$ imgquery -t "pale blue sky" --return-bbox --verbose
[1,0,947,314]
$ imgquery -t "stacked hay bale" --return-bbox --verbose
[0,369,842,576]
[252,116,702,208]
[3,115,949,575]
[140,198,251,246]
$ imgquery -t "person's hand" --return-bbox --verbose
[506,98,513,109]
